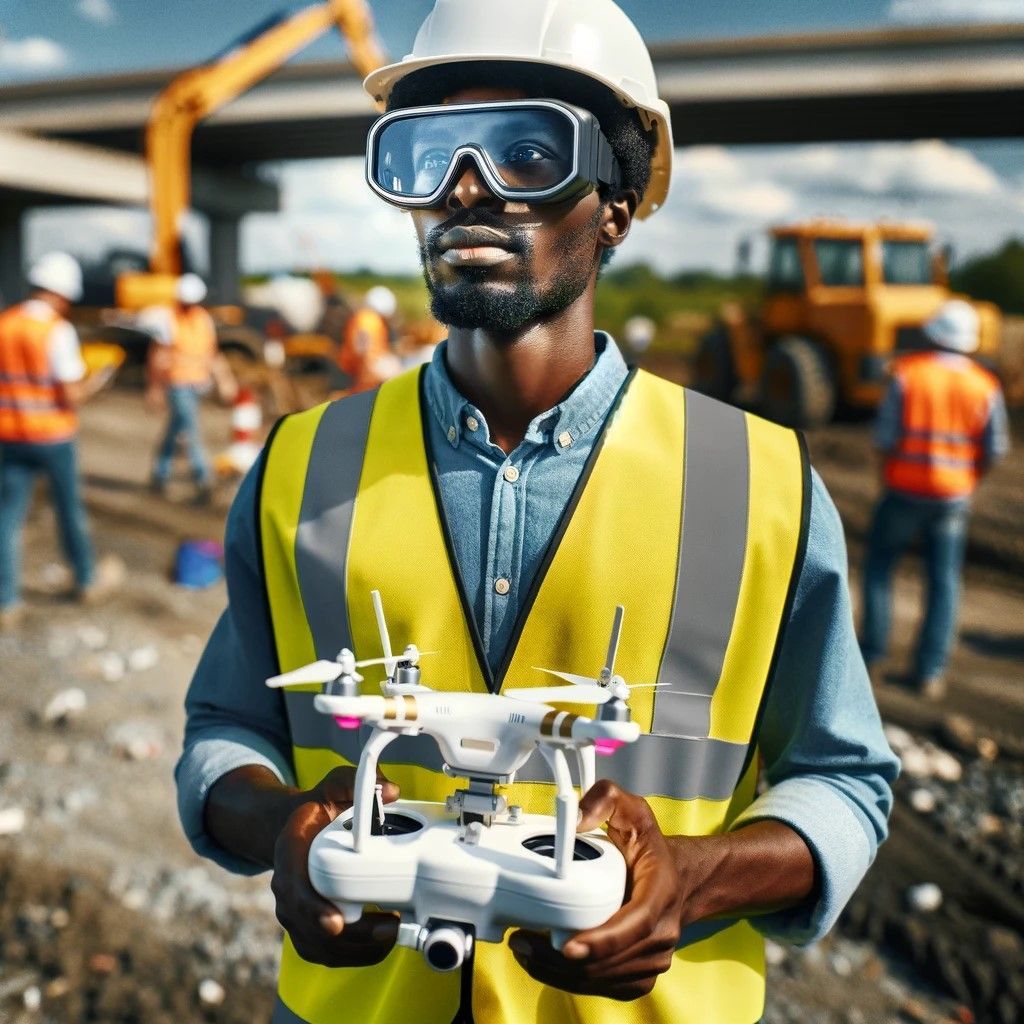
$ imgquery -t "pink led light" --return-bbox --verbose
[594,738,625,757]
[333,715,362,730]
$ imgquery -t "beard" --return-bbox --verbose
[419,208,601,335]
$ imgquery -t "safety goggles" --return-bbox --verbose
[366,99,621,208]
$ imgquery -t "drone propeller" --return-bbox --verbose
[355,648,437,670]
[504,685,613,705]
[267,660,353,688]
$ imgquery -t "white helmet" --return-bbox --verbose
[364,0,672,219]
[923,300,980,354]
[365,285,397,318]
[176,273,208,305]
[28,252,83,303]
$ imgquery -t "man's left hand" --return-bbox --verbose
[509,780,685,1001]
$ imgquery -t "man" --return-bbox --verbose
[145,273,236,503]
[176,3,897,1022]
[861,299,1009,699]
[332,285,402,396]
[0,252,119,629]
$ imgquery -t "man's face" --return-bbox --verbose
[409,87,607,335]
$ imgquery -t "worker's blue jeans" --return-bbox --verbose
[153,385,210,485]
[0,439,95,608]
[860,490,970,681]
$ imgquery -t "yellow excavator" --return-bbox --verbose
[83,0,386,375]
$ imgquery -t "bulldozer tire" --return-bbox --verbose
[762,336,835,428]
[693,326,736,401]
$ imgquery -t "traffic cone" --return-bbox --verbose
[215,388,263,478]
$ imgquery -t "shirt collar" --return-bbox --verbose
[424,332,628,453]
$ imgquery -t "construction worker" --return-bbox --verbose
[176,3,897,1022]
[144,273,236,503]
[332,285,402,395]
[861,300,1009,699]
[0,253,120,629]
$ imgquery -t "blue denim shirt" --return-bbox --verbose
[176,335,898,945]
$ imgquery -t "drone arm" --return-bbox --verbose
[538,744,577,879]
[575,744,596,795]
[351,728,398,851]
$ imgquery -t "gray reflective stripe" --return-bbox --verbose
[655,391,749,739]
[286,690,745,802]
[295,390,376,660]
[893,451,977,469]
[903,427,979,445]
[271,996,308,1024]
[0,372,57,386]
[0,398,61,411]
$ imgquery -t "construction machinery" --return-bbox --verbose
[80,1,386,375]
[693,220,1002,427]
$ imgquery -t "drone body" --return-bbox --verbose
[267,592,648,971]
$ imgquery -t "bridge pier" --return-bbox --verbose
[208,213,241,305]
[0,205,25,306]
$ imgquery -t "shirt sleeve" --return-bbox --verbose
[728,468,899,945]
[48,320,87,383]
[981,388,1011,468]
[873,377,902,452]
[174,454,297,875]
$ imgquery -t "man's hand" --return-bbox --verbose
[509,780,685,1001]
[271,766,401,968]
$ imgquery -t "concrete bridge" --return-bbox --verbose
[1,21,1022,299]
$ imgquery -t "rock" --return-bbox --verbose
[0,806,26,835]
[900,746,930,778]
[978,812,1003,837]
[106,721,163,761]
[98,651,126,683]
[22,985,42,1011]
[50,907,70,929]
[906,882,943,913]
[927,747,962,783]
[939,713,977,754]
[45,743,69,765]
[764,939,786,966]
[42,687,87,724]
[828,952,853,977]
[76,624,108,651]
[45,977,70,999]
[977,736,999,762]
[198,978,226,1005]
[884,724,913,754]
[909,788,937,813]
[901,997,928,1022]
[127,645,160,672]
[88,953,117,975]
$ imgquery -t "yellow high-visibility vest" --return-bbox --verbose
[259,366,809,1024]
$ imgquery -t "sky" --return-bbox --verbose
[6,0,1024,276]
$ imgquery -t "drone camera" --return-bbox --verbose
[422,923,473,971]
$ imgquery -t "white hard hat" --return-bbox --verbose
[923,300,980,354]
[28,252,83,303]
[176,273,208,305]
[365,285,397,318]
[364,0,672,219]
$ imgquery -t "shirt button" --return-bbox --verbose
[447,425,457,443]
[466,415,479,432]
[494,577,510,595]
[558,430,573,449]
[503,465,519,483]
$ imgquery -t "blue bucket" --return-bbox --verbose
[174,540,225,589]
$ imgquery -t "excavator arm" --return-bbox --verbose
[146,0,386,277]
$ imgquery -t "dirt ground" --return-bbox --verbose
[0,381,1021,1024]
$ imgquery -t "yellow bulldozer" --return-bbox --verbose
[693,220,1001,427]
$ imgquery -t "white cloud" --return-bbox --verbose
[76,0,117,24]
[888,0,1024,23]
[0,36,68,72]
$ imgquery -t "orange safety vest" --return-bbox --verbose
[166,305,217,388]
[0,302,77,444]
[336,307,390,394]
[885,351,1001,500]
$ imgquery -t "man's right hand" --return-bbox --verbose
[271,766,401,967]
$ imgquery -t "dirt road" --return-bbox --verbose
[0,387,1020,1023]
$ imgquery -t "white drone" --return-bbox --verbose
[267,592,650,972]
